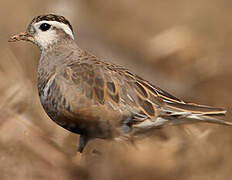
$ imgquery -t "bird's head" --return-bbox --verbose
[9,14,74,50]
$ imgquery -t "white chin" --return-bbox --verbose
[34,31,58,49]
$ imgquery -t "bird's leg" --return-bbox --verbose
[77,135,89,153]
[119,115,138,148]
[121,115,133,134]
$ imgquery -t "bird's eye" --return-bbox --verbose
[39,23,51,31]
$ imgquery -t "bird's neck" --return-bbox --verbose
[37,39,82,96]
[39,38,82,66]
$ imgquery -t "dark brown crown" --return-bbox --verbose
[28,14,73,32]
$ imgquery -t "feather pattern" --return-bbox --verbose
[10,14,232,152]
[41,49,231,139]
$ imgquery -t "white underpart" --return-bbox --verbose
[133,117,168,130]
[41,73,56,103]
[33,20,74,49]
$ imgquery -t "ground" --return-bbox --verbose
[1,0,232,179]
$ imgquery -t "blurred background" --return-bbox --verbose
[1,0,232,179]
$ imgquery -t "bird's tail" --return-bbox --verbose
[159,102,232,126]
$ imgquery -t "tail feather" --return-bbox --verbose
[187,114,232,126]
[165,102,226,114]
[160,102,231,126]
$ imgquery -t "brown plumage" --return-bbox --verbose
[9,14,232,152]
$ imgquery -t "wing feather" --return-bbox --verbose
[63,51,229,132]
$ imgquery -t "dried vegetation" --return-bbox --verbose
[1,0,232,179]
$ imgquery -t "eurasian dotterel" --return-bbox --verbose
[9,14,232,152]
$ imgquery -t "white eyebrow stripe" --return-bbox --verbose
[35,20,74,40]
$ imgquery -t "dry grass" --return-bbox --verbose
[1,0,232,179]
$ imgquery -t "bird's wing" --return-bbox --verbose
[60,52,231,135]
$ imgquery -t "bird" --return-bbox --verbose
[9,14,232,153]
